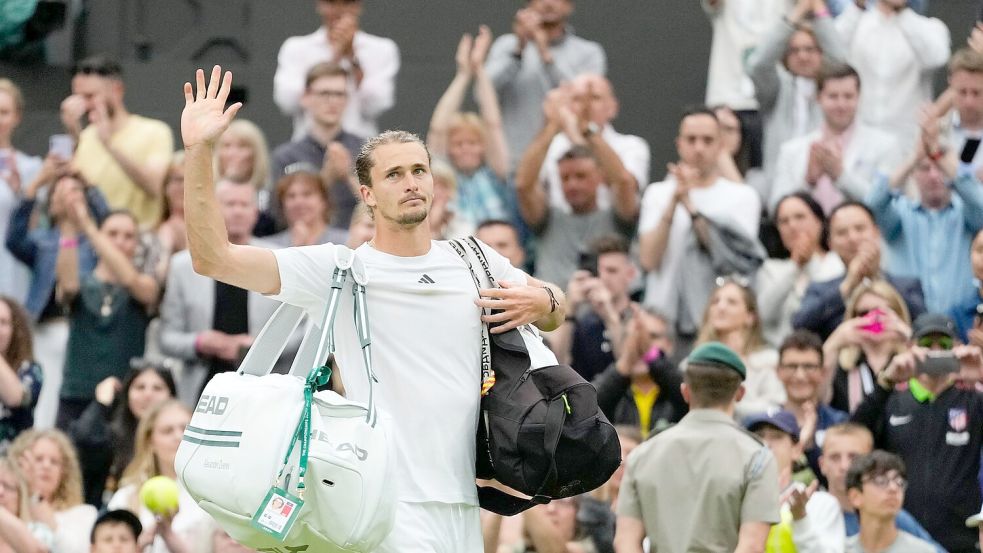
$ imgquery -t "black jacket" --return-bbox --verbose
[68,400,135,507]
[851,382,983,553]
[592,357,687,435]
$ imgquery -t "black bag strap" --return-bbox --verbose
[448,239,495,396]
[464,236,498,287]
[475,398,569,516]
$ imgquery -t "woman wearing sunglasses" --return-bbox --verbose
[822,279,912,413]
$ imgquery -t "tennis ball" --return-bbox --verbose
[139,476,180,515]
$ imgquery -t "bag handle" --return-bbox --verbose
[238,245,359,378]
[237,303,305,377]
[449,239,495,396]
[352,276,379,426]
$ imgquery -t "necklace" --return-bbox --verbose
[99,282,115,318]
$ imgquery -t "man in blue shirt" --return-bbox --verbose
[867,125,983,314]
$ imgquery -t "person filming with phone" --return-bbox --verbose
[850,313,983,553]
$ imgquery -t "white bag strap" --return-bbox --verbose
[237,303,305,377]
[352,269,379,426]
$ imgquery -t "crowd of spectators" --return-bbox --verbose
[0,0,982,551]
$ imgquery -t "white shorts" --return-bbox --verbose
[375,501,482,553]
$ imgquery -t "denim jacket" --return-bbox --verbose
[5,188,109,320]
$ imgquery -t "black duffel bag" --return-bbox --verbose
[450,238,621,516]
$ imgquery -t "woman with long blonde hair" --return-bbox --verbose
[822,279,912,413]
[695,278,786,417]
[0,455,54,553]
[8,429,96,553]
[108,399,208,553]
[213,119,275,236]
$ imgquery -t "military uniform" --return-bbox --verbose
[616,342,781,552]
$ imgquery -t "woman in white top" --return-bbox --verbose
[8,429,97,553]
[757,192,844,346]
[0,455,53,553]
[108,399,209,553]
[695,278,787,419]
[0,79,42,303]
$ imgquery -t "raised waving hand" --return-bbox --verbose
[181,65,242,149]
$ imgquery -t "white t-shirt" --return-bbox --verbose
[704,0,790,109]
[270,240,528,505]
[638,177,760,320]
[53,504,97,553]
[108,483,212,553]
[540,125,651,213]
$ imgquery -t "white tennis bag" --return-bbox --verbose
[175,246,396,552]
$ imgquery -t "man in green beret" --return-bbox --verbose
[614,341,781,553]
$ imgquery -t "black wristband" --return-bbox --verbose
[543,286,559,313]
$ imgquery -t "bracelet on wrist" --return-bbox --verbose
[59,236,78,249]
[543,286,559,314]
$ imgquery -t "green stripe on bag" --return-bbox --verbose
[182,436,240,448]
[186,425,243,437]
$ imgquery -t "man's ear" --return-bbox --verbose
[734,383,746,403]
[359,185,375,207]
[110,80,125,105]
[680,382,691,405]
[847,487,863,511]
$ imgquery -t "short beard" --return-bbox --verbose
[381,205,428,228]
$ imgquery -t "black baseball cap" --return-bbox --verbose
[912,313,958,340]
[90,509,143,543]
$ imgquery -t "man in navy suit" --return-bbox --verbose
[793,201,925,339]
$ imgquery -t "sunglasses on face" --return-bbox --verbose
[715,275,750,289]
[916,335,954,350]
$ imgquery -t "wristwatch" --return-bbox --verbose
[584,122,601,138]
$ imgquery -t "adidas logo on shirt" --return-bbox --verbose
[418,274,435,284]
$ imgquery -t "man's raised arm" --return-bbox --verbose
[182,65,280,295]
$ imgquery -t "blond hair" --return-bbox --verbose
[0,79,25,113]
[695,281,766,356]
[822,422,873,453]
[213,119,271,192]
[446,112,488,149]
[950,47,983,76]
[8,429,84,510]
[120,399,189,512]
[838,279,911,370]
[430,158,458,195]
[0,456,33,522]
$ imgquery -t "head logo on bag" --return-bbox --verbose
[336,442,368,461]
[196,395,229,415]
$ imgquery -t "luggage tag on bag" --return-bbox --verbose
[250,487,304,540]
